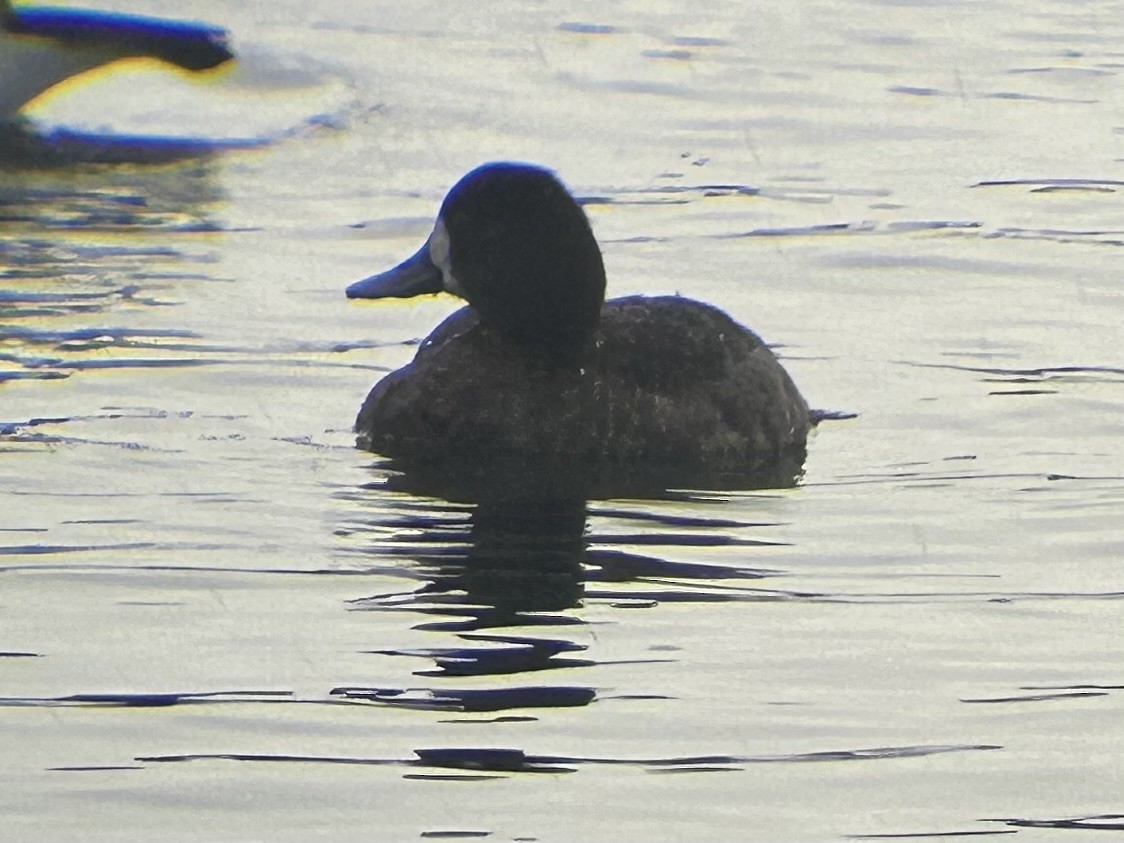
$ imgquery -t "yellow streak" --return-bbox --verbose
[24,55,235,112]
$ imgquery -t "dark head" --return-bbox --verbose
[3,5,234,71]
[347,163,607,361]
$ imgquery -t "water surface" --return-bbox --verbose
[2,1,1122,840]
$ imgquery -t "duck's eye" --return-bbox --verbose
[428,219,464,296]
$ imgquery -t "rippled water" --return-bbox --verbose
[2,1,1122,840]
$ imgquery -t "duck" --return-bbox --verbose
[0,0,233,121]
[346,162,812,489]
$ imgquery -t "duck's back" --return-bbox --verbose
[593,296,809,472]
[357,295,810,485]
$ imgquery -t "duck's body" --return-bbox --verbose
[358,296,809,482]
[347,163,811,487]
[0,0,232,120]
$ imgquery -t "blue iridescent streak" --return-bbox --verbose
[5,5,233,70]
[10,6,224,41]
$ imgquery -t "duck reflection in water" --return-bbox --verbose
[341,475,597,709]
[357,470,593,627]
[459,493,587,616]
[346,457,789,696]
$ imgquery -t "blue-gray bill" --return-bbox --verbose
[346,240,444,299]
[1,3,234,72]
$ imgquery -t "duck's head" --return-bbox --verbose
[347,162,606,361]
[1,1,234,72]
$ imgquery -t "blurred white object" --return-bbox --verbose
[0,0,232,119]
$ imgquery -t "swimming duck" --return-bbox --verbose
[346,162,811,487]
[0,0,232,121]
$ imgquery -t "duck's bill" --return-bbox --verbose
[346,241,443,299]
[5,6,235,71]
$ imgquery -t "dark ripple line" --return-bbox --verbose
[0,561,400,576]
[587,548,777,581]
[588,586,816,604]
[974,177,1124,188]
[139,752,402,766]
[990,224,1124,237]
[377,647,597,678]
[0,326,198,342]
[1007,65,1114,77]
[4,489,247,498]
[591,532,787,548]
[982,814,1124,831]
[1,690,293,708]
[802,470,1090,489]
[330,685,596,712]
[847,831,1017,839]
[0,432,183,451]
[715,219,982,240]
[50,765,145,772]
[587,505,777,530]
[0,370,69,382]
[48,357,388,373]
[0,289,129,304]
[0,542,157,556]
[899,360,1124,379]
[820,590,1124,604]
[2,334,396,357]
[960,691,1109,704]
[441,743,1003,766]
[890,86,1097,105]
[0,410,175,435]
[135,743,1001,774]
